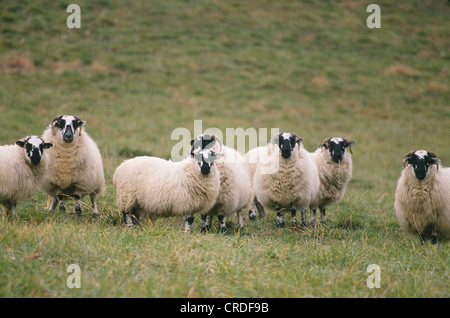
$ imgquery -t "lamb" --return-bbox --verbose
[188,134,252,233]
[244,146,268,220]
[113,140,222,230]
[41,115,105,216]
[394,150,450,244]
[308,137,355,226]
[0,136,53,217]
[253,132,320,228]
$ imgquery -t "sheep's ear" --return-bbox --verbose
[16,140,26,148]
[78,119,87,127]
[74,116,86,136]
[319,137,331,149]
[293,134,303,145]
[429,152,440,170]
[51,115,63,136]
[44,143,53,149]
[402,151,414,168]
[344,139,355,155]
[344,140,355,148]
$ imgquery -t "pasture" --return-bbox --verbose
[0,0,449,298]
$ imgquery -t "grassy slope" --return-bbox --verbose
[0,0,449,297]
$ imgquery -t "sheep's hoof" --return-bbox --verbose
[201,225,211,233]
[276,221,285,228]
[220,227,231,235]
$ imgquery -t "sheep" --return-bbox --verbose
[112,140,222,231]
[41,115,105,216]
[308,137,355,226]
[0,136,53,217]
[253,132,320,228]
[394,150,450,244]
[188,134,252,233]
[244,146,268,220]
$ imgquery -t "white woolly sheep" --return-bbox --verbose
[0,136,53,217]
[253,132,320,228]
[113,142,222,230]
[41,115,105,216]
[309,137,355,226]
[244,146,268,220]
[188,134,252,233]
[394,150,450,244]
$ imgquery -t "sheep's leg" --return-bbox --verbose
[237,209,244,230]
[200,213,210,233]
[184,215,194,232]
[291,208,298,227]
[218,215,228,233]
[73,194,82,217]
[255,198,266,218]
[89,193,99,217]
[301,209,307,227]
[57,195,66,213]
[276,208,285,228]
[5,203,16,218]
[420,224,438,245]
[122,210,134,227]
[131,209,141,226]
[48,196,58,212]
[248,201,257,221]
[310,208,317,226]
[320,207,327,225]
[431,233,438,245]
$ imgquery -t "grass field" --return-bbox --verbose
[0,0,449,298]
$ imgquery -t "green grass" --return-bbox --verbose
[0,0,449,297]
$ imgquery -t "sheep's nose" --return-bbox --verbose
[201,164,211,175]
[30,155,41,165]
[415,169,426,180]
[281,150,291,159]
[63,130,74,143]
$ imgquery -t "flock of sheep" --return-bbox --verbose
[0,114,449,244]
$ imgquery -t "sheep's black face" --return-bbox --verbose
[190,134,221,175]
[192,149,220,175]
[16,136,53,165]
[274,133,302,159]
[404,150,440,181]
[53,115,86,143]
[322,137,354,163]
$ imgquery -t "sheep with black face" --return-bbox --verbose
[394,150,450,244]
[186,134,252,233]
[253,132,320,228]
[309,137,354,226]
[113,139,222,230]
[0,136,52,217]
[41,115,105,216]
